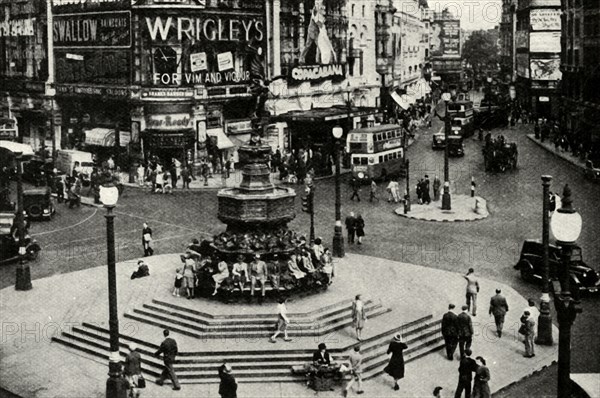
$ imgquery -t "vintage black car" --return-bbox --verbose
[584,158,600,181]
[447,135,464,157]
[432,132,445,149]
[514,240,600,295]
[23,156,54,187]
[0,211,41,265]
[23,189,55,220]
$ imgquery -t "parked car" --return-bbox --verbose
[23,188,55,220]
[432,132,445,149]
[584,158,600,181]
[514,240,600,295]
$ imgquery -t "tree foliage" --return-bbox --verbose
[462,30,499,74]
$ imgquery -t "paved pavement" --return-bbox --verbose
[526,134,589,172]
[0,253,557,398]
[394,194,489,222]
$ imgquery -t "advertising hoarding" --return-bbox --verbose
[431,19,461,57]
[143,12,265,87]
[530,32,561,53]
[530,9,561,31]
[55,50,130,85]
[530,58,562,80]
[287,0,347,84]
[53,12,131,48]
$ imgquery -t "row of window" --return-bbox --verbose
[352,148,403,165]
[350,3,367,18]
[375,129,402,142]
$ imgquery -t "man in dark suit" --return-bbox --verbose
[313,343,332,366]
[454,348,477,398]
[489,288,509,338]
[218,363,238,398]
[442,304,459,360]
[345,212,357,244]
[155,329,181,390]
[457,305,473,358]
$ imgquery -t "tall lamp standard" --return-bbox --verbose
[99,183,128,398]
[438,92,452,210]
[536,175,553,345]
[332,126,345,258]
[486,76,493,114]
[15,152,32,291]
[549,184,583,398]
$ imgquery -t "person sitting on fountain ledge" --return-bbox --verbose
[267,254,282,290]
[250,254,268,303]
[232,255,248,292]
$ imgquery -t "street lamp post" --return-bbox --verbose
[332,126,345,258]
[100,183,128,398]
[15,153,32,291]
[550,184,583,398]
[536,175,553,345]
[440,92,452,210]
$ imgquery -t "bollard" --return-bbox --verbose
[471,176,476,198]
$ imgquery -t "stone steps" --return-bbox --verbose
[52,313,443,385]
[127,300,387,336]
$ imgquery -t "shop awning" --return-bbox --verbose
[207,128,235,150]
[85,128,130,147]
[0,140,35,156]
[391,92,416,110]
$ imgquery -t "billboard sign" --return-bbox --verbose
[530,9,561,31]
[55,50,130,85]
[530,32,561,53]
[516,53,529,78]
[53,11,131,48]
[287,0,347,84]
[530,58,562,81]
[431,19,461,57]
[143,12,265,87]
[53,0,130,12]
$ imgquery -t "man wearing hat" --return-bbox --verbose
[249,254,268,303]
[231,255,248,292]
[312,343,332,367]
[520,310,536,358]
[218,363,238,398]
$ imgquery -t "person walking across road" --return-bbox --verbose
[270,297,293,343]
[345,212,357,244]
[464,268,480,316]
[489,289,509,338]
[457,305,473,358]
[343,346,365,397]
[383,333,408,391]
[355,214,365,245]
[350,177,361,201]
[142,223,154,257]
[454,348,477,398]
[155,330,181,390]
[442,304,459,360]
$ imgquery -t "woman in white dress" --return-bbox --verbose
[212,259,230,296]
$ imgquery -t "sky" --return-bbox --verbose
[427,0,502,30]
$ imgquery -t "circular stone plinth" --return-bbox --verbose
[395,195,489,222]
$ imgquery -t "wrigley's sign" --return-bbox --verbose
[290,64,346,83]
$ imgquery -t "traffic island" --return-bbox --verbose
[0,253,556,398]
[395,195,489,222]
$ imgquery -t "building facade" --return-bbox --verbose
[560,0,600,149]
[499,0,516,82]
[430,9,461,87]
[0,0,53,151]
[515,0,561,118]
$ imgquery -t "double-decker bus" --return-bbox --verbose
[346,124,406,182]
[447,100,475,137]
